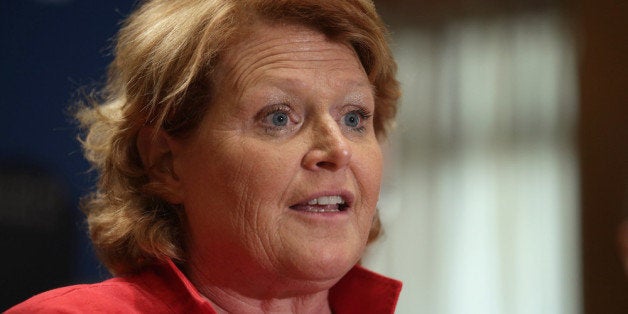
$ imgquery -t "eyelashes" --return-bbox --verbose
[343,108,372,133]
[256,104,373,135]
[257,104,298,134]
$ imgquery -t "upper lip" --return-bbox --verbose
[289,190,354,209]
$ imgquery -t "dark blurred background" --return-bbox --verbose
[0,0,134,309]
[1,0,626,313]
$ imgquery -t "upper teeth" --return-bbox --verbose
[307,195,345,205]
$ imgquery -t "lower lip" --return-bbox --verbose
[289,205,350,218]
[290,204,348,212]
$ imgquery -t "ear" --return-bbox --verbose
[136,127,184,204]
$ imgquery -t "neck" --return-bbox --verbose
[184,257,335,314]
[203,286,332,314]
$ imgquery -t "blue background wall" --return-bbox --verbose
[1,0,134,309]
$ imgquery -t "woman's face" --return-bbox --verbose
[170,22,382,292]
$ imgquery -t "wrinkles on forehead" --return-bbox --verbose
[213,22,372,104]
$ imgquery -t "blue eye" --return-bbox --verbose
[343,112,361,128]
[270,112,289,126]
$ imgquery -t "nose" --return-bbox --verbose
[301,117,352,171]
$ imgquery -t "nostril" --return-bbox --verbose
[301,132,352,171]
[305,145,351,171]
[315,161,335,169]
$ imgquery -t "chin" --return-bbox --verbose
[286,238,366,283]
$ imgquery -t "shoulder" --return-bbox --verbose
[6,276,174,314]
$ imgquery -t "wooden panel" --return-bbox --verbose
[578,0,628,312]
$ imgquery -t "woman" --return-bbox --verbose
[8,0,401,313]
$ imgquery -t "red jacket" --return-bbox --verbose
[8,259,402,313]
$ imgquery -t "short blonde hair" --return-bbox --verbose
[78,0,399,275]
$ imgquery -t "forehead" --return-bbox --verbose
[215,21,370,93]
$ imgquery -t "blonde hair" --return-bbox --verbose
[79,0,399,275]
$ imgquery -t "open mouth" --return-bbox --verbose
[289,195,349,213]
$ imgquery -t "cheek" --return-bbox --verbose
[203,141,301,223]
[356,143,383,200]
[352,143,383,234]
